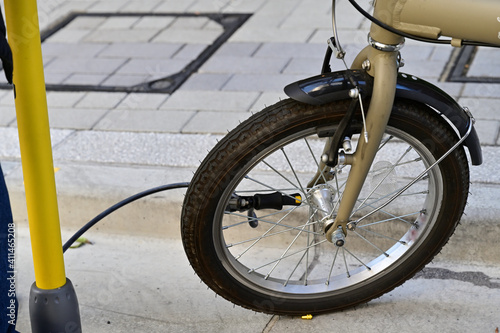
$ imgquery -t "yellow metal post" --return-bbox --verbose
[4,0,66,290]
[4,1,81,331]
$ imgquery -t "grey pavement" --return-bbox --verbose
[1,0,500,331]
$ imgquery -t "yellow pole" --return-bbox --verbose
[4,0,66,289]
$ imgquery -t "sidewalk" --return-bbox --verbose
[12,225,500,332]
[1,0,499,331]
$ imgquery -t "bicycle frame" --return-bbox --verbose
[287,0,498,241]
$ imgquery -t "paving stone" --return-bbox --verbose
[468,63,500,78]
[249,92,288,112]
[253,0,301,17]
[153,0,197,12]
[179,73,232,91]
[0,91,15,107]
[116,93,169,110]
[462,83,500,98]
[214,42,261,57]
[48,108,109,130]
[116,58,187,78]
[46,92,87,108]
[84,29,160,43]
[222,73,305,92]
[429,45,454,62]
[98,42,183,59]
[99,17,141,30]
[75,92,127,109]
[44,57,128,74]
[282,57,324,75]
[170,17,211,29]
[87,1,130,12]
[160,90,260,112]
[100,74,150,87]
[207,0,267,12]
[132,16,175,29]
[280,1,331,30]
[200,56,289,74]
[119,0,164,13]
[0,105,16,126]
[254,42,325,58]
[229,27,315,43]
[401,60,449,80]
[42,42,108,58]
[172,44,207,60]
[65,16,107,30]
[63,73,108,85]
[46,28,92,43]
[458,98,500,120]
[0,127,23,158]
[182,110,249,134]
[94,109,194,132]
[187,0,266,12]
[152,28,222,44]
[42,56,55,67]
[44,73,71,85]
[472,119,499,146]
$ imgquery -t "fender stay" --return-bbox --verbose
[284,70,482,165]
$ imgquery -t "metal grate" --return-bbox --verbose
[445,45,500,84]
[0,12,251,94]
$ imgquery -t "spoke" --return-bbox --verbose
[304,137,331,186]
[351,230,389,257]
[378,135,394,150]
[262,160,302,193]
[224,211,321,236]
[265,221,308,280]
[234,187,298,194]
[248,239,328,274]
[284,234,317,286]
[341,248,350,278]
[305,216,311,285]
[233,209,317,260]
[351,184,428,225]
[355,145,413,213]
[356,226,407,245]
[344,247,371,270]
[358,211,421,228]
[223,206,298,230]
[281,148,308,198]
[227,220,319,249]
[244,175,307,205]
[326,247,340,286]
[354,192,423,226]
[332,169,346,212]
[222,206,300,230]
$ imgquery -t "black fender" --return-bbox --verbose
[284,70,482,165]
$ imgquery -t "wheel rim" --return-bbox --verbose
[213,125,443,297]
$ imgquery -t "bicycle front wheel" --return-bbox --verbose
[181,98,469,315]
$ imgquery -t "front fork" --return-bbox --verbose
[323,46,401,243]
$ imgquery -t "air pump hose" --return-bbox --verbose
[62,182,190,253]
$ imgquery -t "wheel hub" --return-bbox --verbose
[307,184,345,246]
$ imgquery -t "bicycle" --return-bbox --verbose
[180,0,498,315]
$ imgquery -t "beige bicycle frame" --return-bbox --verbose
[325,0,500,241]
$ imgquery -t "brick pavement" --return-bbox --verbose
[0,0,498,139]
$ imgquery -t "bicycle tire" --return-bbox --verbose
[181,98,469,315]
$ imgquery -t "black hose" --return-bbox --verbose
[62,182,190,253]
